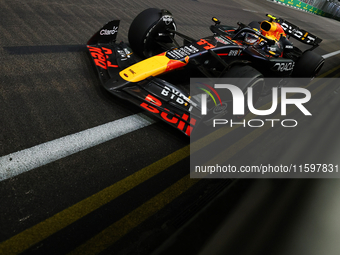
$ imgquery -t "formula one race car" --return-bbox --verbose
[87,8,324,136]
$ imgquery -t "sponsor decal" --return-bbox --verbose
[116,48,133,61]
[117,50,126,60]
[87,46,118,69]
[197,39,215,50]
[123,48,132,56]
[162,15,173,25]
[218,49,242,57]
[100,26,118,36]
[160,85,196,109]
[272,62,295,72]
[214,36,231,45]
[228,49,241,57]
[167,45,199,60]
[140,94,197,136]
[129,69,136,75]
[280,22,316,44]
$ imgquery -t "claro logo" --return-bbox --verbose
[100,26,118,35]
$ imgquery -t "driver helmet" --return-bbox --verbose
[244,31,260,45]
[260,20,286,41]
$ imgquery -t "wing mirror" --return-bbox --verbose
[212,17,221,25]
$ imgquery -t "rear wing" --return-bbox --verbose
[266,14,322,47]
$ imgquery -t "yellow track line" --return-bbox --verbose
[1,65,340,255]
[317,64,340,79]
[0,147,189,255]
[68,174,199,255]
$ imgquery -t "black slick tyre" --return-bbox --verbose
[128,8,176,58]
[292,50,324,78]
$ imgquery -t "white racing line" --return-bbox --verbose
[322,50,340,59]
[0,113,155,181]
[243,9,258,13]
[0,51,339,182]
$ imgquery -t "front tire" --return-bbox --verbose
[128,8,176,58]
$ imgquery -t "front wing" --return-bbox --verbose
[87,21,201,136]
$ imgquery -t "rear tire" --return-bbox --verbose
[292,50,324,78]
[128,8,176,58]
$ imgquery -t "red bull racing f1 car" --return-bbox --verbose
[87,8,324,136]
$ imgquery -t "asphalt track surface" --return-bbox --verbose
[1,0,340,254]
